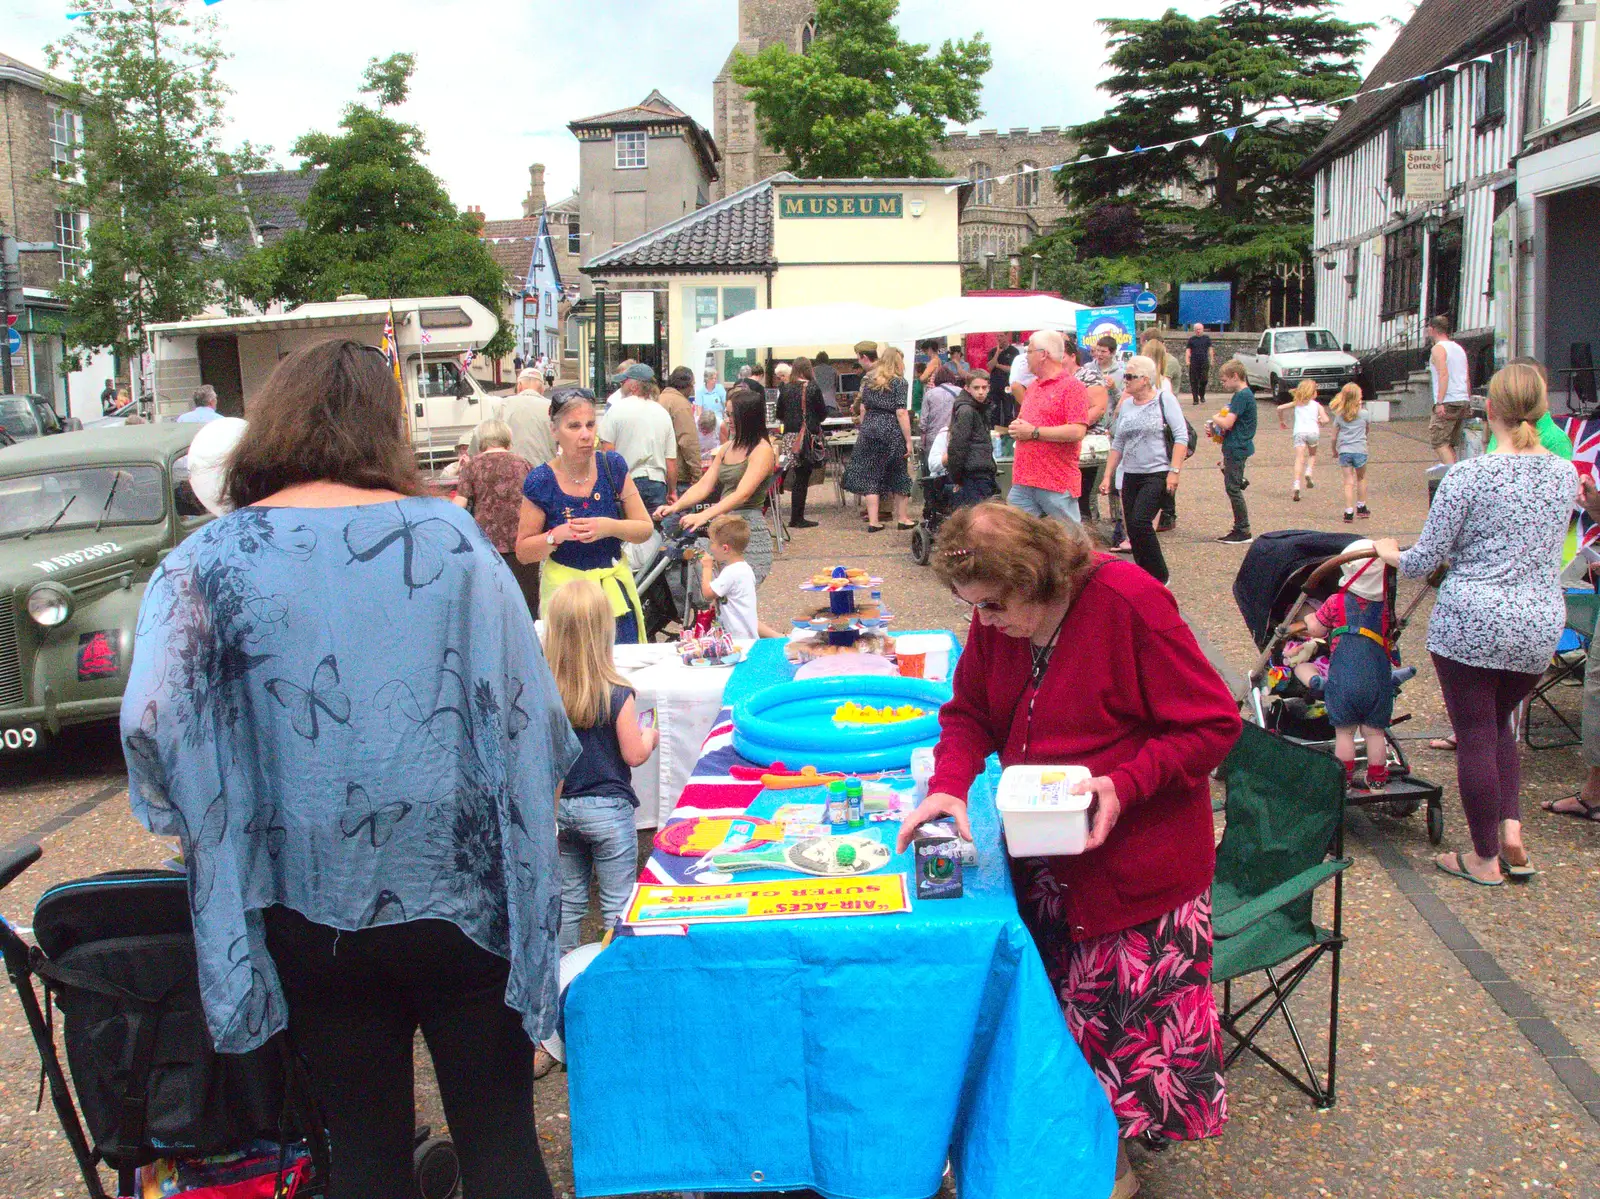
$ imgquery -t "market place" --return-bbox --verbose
[5,0,1600,1197]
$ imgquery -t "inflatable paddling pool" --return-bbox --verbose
[731,674,951,774]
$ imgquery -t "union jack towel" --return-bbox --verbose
[637,709,764,885]
[1562,418,1600,555]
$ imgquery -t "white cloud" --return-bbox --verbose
[7,0,1399,216]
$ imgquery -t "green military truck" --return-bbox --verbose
[0,424,209,752]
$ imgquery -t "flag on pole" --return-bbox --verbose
[381,305,402,385]
[460,348,476,373]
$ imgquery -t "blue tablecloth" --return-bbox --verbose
[566,637,1118,1198]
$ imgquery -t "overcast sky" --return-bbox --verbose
[7,0,1404,217]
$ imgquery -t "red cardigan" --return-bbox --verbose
[928,557,1241,940]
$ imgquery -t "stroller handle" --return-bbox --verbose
[0,842,41,894]
[1302,547,1382,592]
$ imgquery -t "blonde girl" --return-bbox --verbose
[545,578,657,956]
[1276,378,1330,500]
[1330,383,1371,521]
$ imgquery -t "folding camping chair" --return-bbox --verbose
[1520,587,1600,749]
[1213,723,1352,1110]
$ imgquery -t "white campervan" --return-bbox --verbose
[145,296,500,469]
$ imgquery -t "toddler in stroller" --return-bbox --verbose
[1234,529,1446,840]
[1293,541,1412,791]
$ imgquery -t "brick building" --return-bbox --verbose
[711,2,1078,267]
[0,49,113,417]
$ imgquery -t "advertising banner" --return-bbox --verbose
[623,875,911,926]
[1074,305,1138,352]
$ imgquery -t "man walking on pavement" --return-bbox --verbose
[1426,315,1472,464]
[177,384,223,423]
[473,368,555,467]
[1006,330,1090,524]
[661,367,706,488]
[600,363,678,511]
[1186,323,1214,406]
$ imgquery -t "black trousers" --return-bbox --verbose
[264,907,554,1199]
[1121,471,1171,585]
[500,551,539,620]
[789,457,814,523]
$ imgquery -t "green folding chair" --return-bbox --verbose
[1213,723,1352,1109]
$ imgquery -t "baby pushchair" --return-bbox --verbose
[0,845,458,1199]
[1233,530,1447,844]
[909,473,955,565]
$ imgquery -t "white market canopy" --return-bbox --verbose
[691,295,1087,368]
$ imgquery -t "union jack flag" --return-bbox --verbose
[380,306,402,386]
[1562,418,1600,554]
[459,347,476,372]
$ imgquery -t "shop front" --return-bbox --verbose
[583,174,964,382]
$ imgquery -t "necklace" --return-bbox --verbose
[1029,603,1071,688]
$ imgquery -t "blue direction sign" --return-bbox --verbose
[1134,291,1159,315]
[5,327,20,356]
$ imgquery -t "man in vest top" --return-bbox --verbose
[1426,315,1472,464]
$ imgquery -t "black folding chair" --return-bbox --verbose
[1521,588,1600,749]
[1561,342,1600,417]
[1212,723,1352,1109]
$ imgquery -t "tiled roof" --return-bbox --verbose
[236,169,321,244]
[569,89,688,129]
[1307,0,1552,168]
[585,174,792,274]
[479,217,538,285]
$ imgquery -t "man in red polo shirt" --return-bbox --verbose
[1006,329,1091,524]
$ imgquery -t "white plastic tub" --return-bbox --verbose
[995,764,1093,857]
[893,633,951,682]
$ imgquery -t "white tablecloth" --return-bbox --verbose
[613,642,746,828]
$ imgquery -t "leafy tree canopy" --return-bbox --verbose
[45,0,265,362]
[1047,1,1367,304]
[234,53,510,355]
[730,0,991,178]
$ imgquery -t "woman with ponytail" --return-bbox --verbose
[1374,363,1578,885]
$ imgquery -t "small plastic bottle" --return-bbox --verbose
[826,779,849,825]
[845,779,865,828]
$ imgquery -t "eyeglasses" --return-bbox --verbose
[953,592,1007,613]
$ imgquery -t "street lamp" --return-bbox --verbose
[984,251,996,289]
[1030,253,1042,290]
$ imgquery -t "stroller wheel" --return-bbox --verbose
[414,1135,460,1199]
[910,524,931,566]
[1426,803,1445,845]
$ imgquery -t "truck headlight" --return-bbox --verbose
[1282,368,1303,378]
[26,583,73,628]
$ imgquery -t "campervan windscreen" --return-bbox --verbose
[418,360,466,397]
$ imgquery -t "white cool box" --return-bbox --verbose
[994,765,1093,856]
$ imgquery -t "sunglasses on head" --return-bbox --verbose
[548,387,597,416]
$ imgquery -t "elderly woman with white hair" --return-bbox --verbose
[454,417,538,614]
[1100,354,1188,584]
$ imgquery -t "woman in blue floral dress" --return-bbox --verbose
[122,340,579,1199]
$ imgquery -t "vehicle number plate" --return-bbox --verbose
[0,726,43,752]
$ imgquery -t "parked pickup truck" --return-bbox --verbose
[1233,327,1361,404]
[0,423,208,751]
[0,394,81,446]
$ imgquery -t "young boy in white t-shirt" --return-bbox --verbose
[699,515,779,639]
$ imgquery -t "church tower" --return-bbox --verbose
[712,0,818,198]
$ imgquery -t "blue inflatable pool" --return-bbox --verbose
[731,674,952,773]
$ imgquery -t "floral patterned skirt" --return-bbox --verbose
[1016,864,1228,1143]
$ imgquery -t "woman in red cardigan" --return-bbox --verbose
[897,503,1241,1198]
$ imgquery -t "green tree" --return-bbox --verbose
[45,0,264,364]
[1052,1,1368,309]
[730,0,991,178]
[235,54,510,355]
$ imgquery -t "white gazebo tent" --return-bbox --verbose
[690,295,1088,372]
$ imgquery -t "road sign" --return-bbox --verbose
[4,314,16,326]
[1134,291,1158,314]
[6,328,20,356]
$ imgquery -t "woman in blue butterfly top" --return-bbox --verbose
[120,339,580,1199]
[516,386,656,643]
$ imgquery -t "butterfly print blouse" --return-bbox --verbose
[121,499,581,1054]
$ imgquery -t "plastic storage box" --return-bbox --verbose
[994,765,1093,856]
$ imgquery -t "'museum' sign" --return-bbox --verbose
[779,193,902,219]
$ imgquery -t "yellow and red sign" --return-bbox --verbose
[623,875,910,926]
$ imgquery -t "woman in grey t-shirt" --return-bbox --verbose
[1375,364,1578,886]
[1330,383,1370,522]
